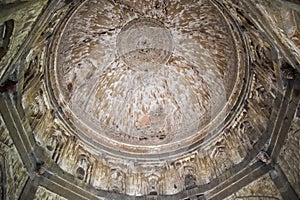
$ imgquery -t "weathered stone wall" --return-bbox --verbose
[225,174,282,200]
[278,108,300,196]
[0,0,49,81]
[0,114,28,199]
[252,0,300,64]
[34,186,67,200]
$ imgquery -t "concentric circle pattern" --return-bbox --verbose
[50,0,247,160]
[117,18,173,71]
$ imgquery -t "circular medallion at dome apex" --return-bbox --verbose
[48,0,249,160]
[117,18,173,71]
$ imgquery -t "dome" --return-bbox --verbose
[1,0,299,199]
[48,0,248,160]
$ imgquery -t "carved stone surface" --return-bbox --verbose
[17,0,298,198]
[0,19,14,60]
[0,0,48,80]
[252,0,300,64]
[49,0,248,160]
[0,115,27,200]
[279,111,300,196]
[117,17,173,71]
[225,174,282,200]
[22,98,267,195]
[34,186,67,200]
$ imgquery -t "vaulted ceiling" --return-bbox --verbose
[0,0,299,199]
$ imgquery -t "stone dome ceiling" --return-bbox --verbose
[1,0,299,199]
[48,0,248,159]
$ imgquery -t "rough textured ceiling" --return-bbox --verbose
[50,0,247,159]
[0,0,299,199]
